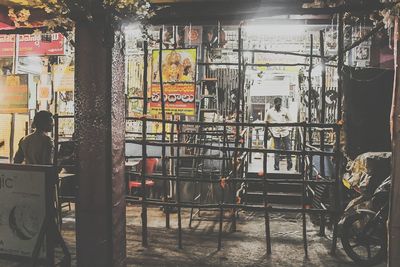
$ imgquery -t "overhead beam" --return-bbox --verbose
[149,0,392,25]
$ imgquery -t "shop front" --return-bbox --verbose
[0,31,74,163]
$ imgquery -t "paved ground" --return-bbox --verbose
[0,205,386,266]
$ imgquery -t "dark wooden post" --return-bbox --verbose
[74,15,126,267]
[389,16,400,267]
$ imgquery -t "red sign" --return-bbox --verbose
[150,83,196,116]
[0,33,65,57]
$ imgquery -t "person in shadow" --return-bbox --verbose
[14,110,54,165]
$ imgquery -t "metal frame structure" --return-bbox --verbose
[123,23,348,256]
[50,14,389,257]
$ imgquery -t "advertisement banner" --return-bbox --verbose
[150,48,197,115]
[0,75,28,113]
[0,33,65,57]
[0,168,45,257]
[150,83,196,116]
[52,65,74,92]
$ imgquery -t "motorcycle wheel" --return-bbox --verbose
[341,211,386,266]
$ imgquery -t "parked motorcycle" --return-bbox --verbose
[340,176,390,266]
[339,152,391,266]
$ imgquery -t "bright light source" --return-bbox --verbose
[123,23,141,36]
[244,25,307,37]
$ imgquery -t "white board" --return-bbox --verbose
[0,168,46,257]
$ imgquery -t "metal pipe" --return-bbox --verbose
[303,122,308,257]
[54,114,59,165]
[263,124,272,254]
[320,30,326,177]
[231,26,242,232]
[218,118,228,250]
[125,198,331,214]
[176,120,182,249]
[308,34,313,141]
[127,140,337,156]
[159,27,170,228]
[141,40,149,247]
[331,12,344,254]
[125,172,336,184]
[319,29,327,237]
[128,116,339,128]
[233,48,327,58]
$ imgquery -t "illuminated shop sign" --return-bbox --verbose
[0,33,65,57]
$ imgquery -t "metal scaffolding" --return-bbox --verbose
[123,23,346,256]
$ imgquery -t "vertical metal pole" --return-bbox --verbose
[241,61,246,129]
[9,114,15,163]
[169,118,175,209]
[173,25,177,49]
[337,13,344,123]
[10,34,19,163]
[12,34,19,74]
[319,30,327,237]
[231,26,242,232]
[176,120,182,249]
[308,34,313,141]
[54,91,58,115]
[263,124,272,254]
[303,123,308,257]
[331,12,344,254]
[319,30,326,175]
[54,114,59,165]
[218,119,228,250]
[141,41,149,247]
[306,36,314,248]
[159,28,170,228]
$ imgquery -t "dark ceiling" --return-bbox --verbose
[148,0,387,25]
[0,0,391,31]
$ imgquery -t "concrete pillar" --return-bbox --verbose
[74,16,126,267]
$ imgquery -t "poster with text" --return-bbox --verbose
[150,83,196,116]
[0,75,28,113]
[150,48,196,116]
[0,169,46,257]
[0,33,65,57]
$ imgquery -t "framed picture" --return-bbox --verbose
[355,46,370,61]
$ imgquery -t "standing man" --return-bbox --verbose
[265,97,292,171]
[14,110,54,165]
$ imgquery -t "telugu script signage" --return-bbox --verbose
[150,48,197,116]
[150,83,196,116]
[0,75,28,113]
[0,33,65,57]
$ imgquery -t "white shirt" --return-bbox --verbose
[265,107,291,138]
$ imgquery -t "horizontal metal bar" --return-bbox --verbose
[125,198,332,214]
[233,48,327,59]
[126,117,339,129]
[247,63,309,67]
[127,96,146,100]
[126,139,336,156]
[54,115,74,119]
[126,172,336,185]
[197,62,239,66]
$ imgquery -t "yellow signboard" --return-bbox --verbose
[0,75,28,114]
[150,48,197,116]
